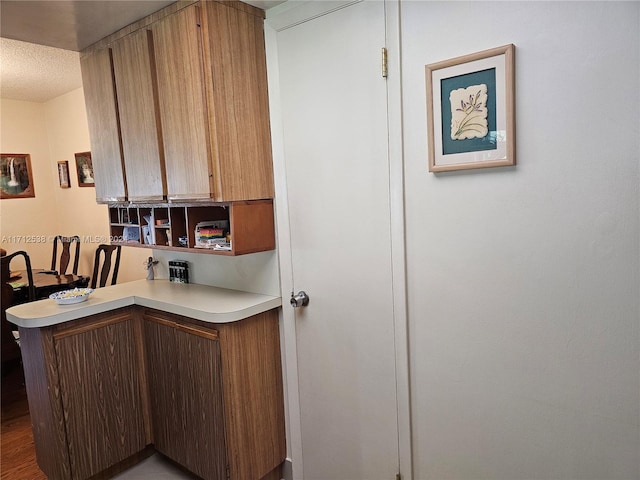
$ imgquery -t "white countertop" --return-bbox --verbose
[6,279,282,328]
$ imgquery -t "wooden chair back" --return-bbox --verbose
[1,250,35,303]
[1,251,35,366]
[90,245,122,289]
[51,235,81,275]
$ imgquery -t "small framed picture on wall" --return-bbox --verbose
[425,44,516,172]
[58,161,71,188]
[74,151,94,187]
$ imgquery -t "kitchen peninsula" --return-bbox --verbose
[7,280,285,480]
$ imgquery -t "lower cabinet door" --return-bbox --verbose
[144,310,227,480]
[53,310,146,479]
[143,315,181,461]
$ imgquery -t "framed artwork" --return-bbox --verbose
[425,44,515,172]
[74,151,94,187]
[0,153,35,199]
[58,161,71,188]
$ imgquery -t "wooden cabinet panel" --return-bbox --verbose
[143,314,181,461]
[19,326,72,480]
[80,48,126,203]
[151,1,273,202]
[201,1,274,201]
[111,29,166,202]
[144,308,284,480]
[143,310,227,480]
[175,324,227,479]
[229,200,276,255]
[80,1,274,204]
[20,304,284,480]
[53,310,146,479]
[218,310,286,480]
[152,4,212,201]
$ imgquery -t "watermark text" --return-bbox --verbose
[2,235,123,244]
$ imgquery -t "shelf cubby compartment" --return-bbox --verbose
[152,207,170,246]
[138,208,153,246]
[169,206,187,248]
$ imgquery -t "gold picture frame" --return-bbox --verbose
[425,44,515,172]
[0,153,36,199]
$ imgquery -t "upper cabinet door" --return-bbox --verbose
[153,5,212,201]
[81,1,275,204]
[80,49,127,203]
[111,29,166,202]
[200,1,274,201]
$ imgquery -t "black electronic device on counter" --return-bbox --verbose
[169,261,189,284]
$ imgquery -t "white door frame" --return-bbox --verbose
[264,2,411,478]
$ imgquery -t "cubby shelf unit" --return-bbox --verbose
[108,199,275,256]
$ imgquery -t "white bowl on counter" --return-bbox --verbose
[50,288,94,305]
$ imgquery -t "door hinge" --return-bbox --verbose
[382,47,388,78]
[395,473,402,480]
[226,465,230,480]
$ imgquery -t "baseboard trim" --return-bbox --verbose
[281,458,293,480]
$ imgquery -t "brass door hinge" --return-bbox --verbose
[382,47,388,78]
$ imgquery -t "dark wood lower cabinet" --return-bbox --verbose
[144,311,227,480]
[143,314,180,461]
[53,309,147,479]
[19,306,285,480]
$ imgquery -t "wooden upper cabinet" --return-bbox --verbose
[153,4,212,201]
[154,1,274,202]
[80,48,127,203]
[111,29,167,202]
[201,0,274,202]
[81,0,274,204]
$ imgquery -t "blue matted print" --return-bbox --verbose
[441,68,496,155]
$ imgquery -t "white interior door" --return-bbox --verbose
[273,2,399,478]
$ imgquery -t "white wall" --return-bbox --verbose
[401,2,639,479]
[0,98,60,268]
[151,249,280,296]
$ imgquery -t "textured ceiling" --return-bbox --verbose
[0,0,285,103]
[0,38,83,103]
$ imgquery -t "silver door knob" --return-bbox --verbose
[290,291,310,308]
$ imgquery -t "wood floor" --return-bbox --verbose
[1,362,47,480]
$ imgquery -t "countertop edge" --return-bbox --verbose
[133,295,283,323]
[7,280,282,328]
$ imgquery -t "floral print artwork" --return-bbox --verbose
[449,84,488,140]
